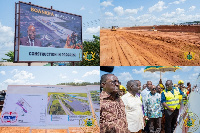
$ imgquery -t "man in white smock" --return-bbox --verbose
[121,80,145,133]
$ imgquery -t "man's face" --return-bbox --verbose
[179,83,184,89]
[119,90,125,96]
[143,84,147,90]
[129,81,140,93]
[28,27,36,40]
[147,81,152,89]
[166,80,173,90]
[104,75,119,94]
[150,85,156,95]
[156,86,161,93]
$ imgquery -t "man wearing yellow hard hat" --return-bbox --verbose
[178,80,188,106]
[119,85,127,96]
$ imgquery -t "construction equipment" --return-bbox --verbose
[111,26,117,31]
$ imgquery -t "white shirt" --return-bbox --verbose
[141,87,150,107]
[121,92,144,132]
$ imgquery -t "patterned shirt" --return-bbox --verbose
[100,91,129,133]
[144,92,162,118]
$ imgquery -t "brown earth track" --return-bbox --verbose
[100,29,200,66]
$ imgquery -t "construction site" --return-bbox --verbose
[100,25,200,66]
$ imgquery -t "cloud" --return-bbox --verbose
[194,67,200,72]
[100,1,114,7]
[74,79,84,83]
[125,6,144,14]
[176,8,185,14]
[0,71,5,75]
[181,66,193,72]
[173,75,180,79]
[85,26,100,34]
[2,70,37,87]
[169,0,186,5]
[132,68,162,85]
[189,73,199,80]
[82,70,100,77]
[105,12,114,16]
[162,12,176,18]
[118,72,133,83]
[13,70,35,80]
[149,1,167,13]
[80,6,85,10]
[72,71,78,74]
[136,14,157,25]
[0,22,14,53]
[114,6,143,16]
[114,6,124,16]
[189,6,196,11]
[132,68,144,74]
[59,74,68,79]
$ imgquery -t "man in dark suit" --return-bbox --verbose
[20,25,41,46]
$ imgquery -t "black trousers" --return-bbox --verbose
[149,118,161,133]
[165,109,179,133]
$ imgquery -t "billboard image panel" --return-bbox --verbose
[15,2,82,62]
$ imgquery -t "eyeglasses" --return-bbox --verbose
[152,88,156,90]
[106,80,120,85]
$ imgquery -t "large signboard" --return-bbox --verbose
[0,85,100,128]
[14,1,82,62]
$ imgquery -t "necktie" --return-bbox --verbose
[31,41,33,46]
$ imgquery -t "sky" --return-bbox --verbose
[100,66,200,89]
[0,66,100,91]
[0,0,100,60]
[100,0,200,28]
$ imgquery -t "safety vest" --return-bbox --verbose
[182,89,188,105]
[174,87,181,109]
[163,89,179,110]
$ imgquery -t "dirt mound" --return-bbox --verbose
[123,25,200,33]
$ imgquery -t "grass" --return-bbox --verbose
[48,92,65,97]
[73,111,91,115]
[52,100,59,105]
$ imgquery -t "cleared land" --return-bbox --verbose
[100,26,200,66]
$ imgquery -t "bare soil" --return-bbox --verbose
[100,28,200,66]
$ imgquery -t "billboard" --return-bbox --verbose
[0,85,100,127]
[14,1,82,62]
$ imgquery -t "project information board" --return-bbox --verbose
[0,85,99,127]
[14,1,82,62]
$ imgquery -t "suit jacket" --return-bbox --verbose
[20,37,41,47]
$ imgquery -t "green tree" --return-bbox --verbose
[2,51,14,62]
[80,35,100,66]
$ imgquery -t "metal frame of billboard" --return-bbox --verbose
[14,1,83,63]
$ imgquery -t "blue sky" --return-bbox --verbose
[100,66,200,89]
[0,0,100,60]
[0,66,100,91]
[100,0,200,28]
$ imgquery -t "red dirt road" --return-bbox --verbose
[100,29,200,66]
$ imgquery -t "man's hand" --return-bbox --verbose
[169,108,174,112]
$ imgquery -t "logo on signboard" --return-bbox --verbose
[179,109,200,133]
[1,112,18,123]
[83,51,95,61]
[79,115,99,133]
[184,52,195,61]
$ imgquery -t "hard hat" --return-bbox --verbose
[174,84,177,87]
[119,85,126,92]
[159,84,164,89]
[178,80,184,84]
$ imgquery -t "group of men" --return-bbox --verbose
[100,74,190,133]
